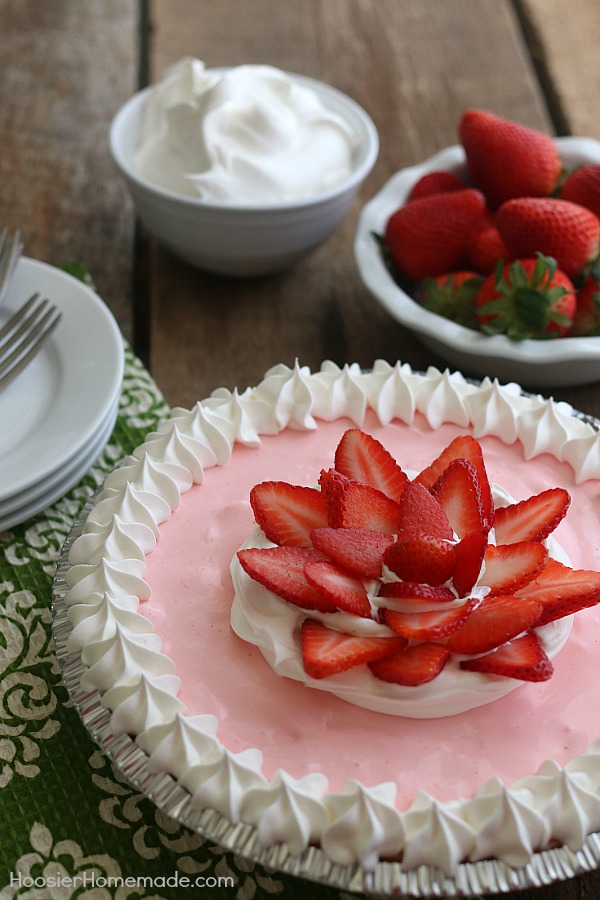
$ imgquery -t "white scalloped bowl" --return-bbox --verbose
[354,137,600,388]
[111,72,379,277]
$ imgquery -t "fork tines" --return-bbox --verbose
[0,292,62,390]
[0,227,24,307]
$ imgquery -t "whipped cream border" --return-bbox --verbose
[63,360,600,874]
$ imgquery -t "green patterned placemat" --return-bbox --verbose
[0,344,356,900]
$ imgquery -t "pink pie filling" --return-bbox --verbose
[143,412,600,808]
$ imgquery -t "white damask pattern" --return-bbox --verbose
[0,585,61,787]
[0,822,163,899]
[89,750,284,898]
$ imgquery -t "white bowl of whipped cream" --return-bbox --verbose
[110,58,379,276]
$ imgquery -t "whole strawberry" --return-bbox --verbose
[418,270,483,328]
[384,188,486,282]
[496,197,600,278]
[467,221,511,275]
[476,255,576,340]
[560,163,600,219]
[570,274,600,337]
[407,170,466,202]
[459,109,562,209]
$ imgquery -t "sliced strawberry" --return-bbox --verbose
[415,434,494,528]
[431,458,486,539]
[396,481,453,540]
[479,542,548,595]
[250,481,328,548]
[383,535,456,586]
[369,642,451,686]
[460,632,553,682]
[493,488,570,545]
[309,527,394,579]
[301,619,406,679]
[382,598,478,641]
[515,557,600,626]
[237,546,337,612]
[453,528,488,596]
[319,468,400,534]
[304,558,373,619]
[378,581,456,604]
[445,594,542,655]
[334,428,409,502]
[319,467,351,523]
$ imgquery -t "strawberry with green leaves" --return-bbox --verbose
[418,270,483,329]
[384,187,486,282]
[475,255,576,340]
[570,274,600,337]
[496,197,600,279]
[458,108,562,209]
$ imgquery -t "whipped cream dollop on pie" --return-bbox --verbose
[63,360,600,875]
[231,458,575,717]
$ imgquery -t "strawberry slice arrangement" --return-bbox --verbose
[237,428,600,689]
[381,108,600,339]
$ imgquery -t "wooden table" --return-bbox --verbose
[1,1,600,898]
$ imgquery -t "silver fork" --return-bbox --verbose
[0,293,62,390]
[0,227,23,308]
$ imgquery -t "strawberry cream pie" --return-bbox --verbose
[63,360,600,877]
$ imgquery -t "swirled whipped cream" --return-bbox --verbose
[63,360,600,875]
[135,58,358,203]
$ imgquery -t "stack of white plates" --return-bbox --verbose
[0,258,124,530]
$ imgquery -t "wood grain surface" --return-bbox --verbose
[2,1,600,897]
[0,0,139,342]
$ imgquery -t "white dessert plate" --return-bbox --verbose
[0,393,119,526]
[354,136,600,388]
[0,258,123,503]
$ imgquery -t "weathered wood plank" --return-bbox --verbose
[0,0,139,340]
[518,0,600,140]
